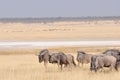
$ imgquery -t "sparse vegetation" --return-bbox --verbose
[0,46,120,55]
[0,47,120,80]
[0,19,120,80]
[0,20,120,41]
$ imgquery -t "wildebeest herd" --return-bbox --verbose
[37,49,120,72]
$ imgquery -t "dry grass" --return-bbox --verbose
[0,46,120,80]
[0,53,120,80]
[0,21,120,41]
[0,46,118,55]
[0,46,120,55]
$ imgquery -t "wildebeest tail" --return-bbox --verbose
[76,53,79,62]
[72,56,76,67]
[115,61,119,71]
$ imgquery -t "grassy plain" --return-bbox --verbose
[0,46,120,55]
[0,48,120,80]
[0,46,120,80]
[0,20,120,80]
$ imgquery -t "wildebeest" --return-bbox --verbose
[90,54,118,72]
[103,49,120,61]
[66,54,76,67]
[77,51,93,67]
[49,52,68,70]
[49,52,76,70]
[37,49,50,68]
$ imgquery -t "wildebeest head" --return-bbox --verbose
[38,55,43,63]
[90,55,98,71]
[90,55,102,72]
[38,49,49,63]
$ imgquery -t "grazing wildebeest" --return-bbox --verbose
[77,51,93,67]
[37,49,50,68]
[49,52,74,70]
[103,49,120,61]
[90,54,118,72]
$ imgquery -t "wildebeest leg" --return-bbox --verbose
[70,63,72,70]
[78,62,80,67]
[115,64,118,71]
[57,60,60,70]
[61,64,63,70]
[67,61,72,70]
[95,68,98,72]
[110,65,114,72]
[57,63,60,71]
[64,64,67,68]
[44,61,47,69]
[73,61,76,67]
[109,66,113,72]
[67,60,72,70]
[81,63,83,67]
[57,63,59,68]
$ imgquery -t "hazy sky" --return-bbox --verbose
[0,0,120,17]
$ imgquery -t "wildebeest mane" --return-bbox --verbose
[77,51,86,54]
[103,49,120,54]
[40,49,49,55]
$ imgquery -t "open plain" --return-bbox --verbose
[0,52,120,80]
[0,20,120,80]
[0,20,120,41]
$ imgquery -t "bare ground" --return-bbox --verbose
[0,21,120,41]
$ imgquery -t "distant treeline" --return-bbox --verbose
[0,16,120,23]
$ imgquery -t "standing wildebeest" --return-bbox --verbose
[77,51,93,67]
[49,52,76,70]
[66,54,76,67]
[37,49,50,68]
[90,54,118,72]
[103,49,120,61]
[49,52,68,70]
